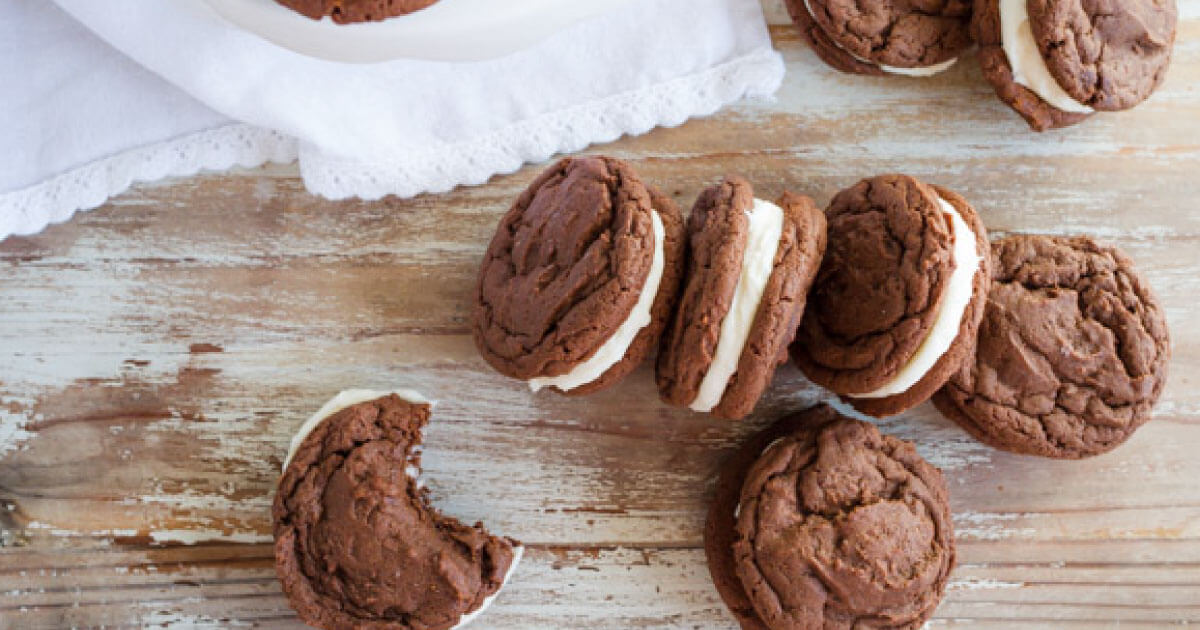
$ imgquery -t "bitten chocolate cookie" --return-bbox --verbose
[784,0,972,76]
[791,175,991,417]
[973,0,1176,130]
[657,177,826,420]
[274,391,521,630]
[275,0,439,23]
[705,406,956,630]
[933,235,1170,458]
[473,156,685,396]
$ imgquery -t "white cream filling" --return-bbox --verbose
[852,197,980,399]
[689,199,785,413]
[1000,0,1094,113]
[282,389,523,629]
[452,545,524,629]
[802,0,959,76]
[528,211,666,393]
[282,389,433,472]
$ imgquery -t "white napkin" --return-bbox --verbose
[1,0,782,240]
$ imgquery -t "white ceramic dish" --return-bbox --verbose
[205,0,632,63]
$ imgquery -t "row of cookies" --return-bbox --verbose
[783,0,1178,131]
[474,155,1170,456]
[472,156,992,421]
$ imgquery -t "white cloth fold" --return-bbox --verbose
[2,0,783,240]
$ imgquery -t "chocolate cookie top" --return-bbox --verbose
[792,175,991,418]
[473,156,684,393]
[803,0,974,68]
[1028,0,1177,111]
[972,0,1093,131]
[275,0,439,23]
[784,0,888,75]
[933,235,1170,458]
[274,394,518,630]
[706,406,955,630]
[657,178,826,419]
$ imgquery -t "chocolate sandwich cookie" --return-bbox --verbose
[784,0,972,76]
[473,156,685,396]
[657,177,827,420]
[933,235,1170,458]
[706,406,955,630]
[973,0,1176,130]
[274,391,521,630]
[791,174,991,418]
[275,0,439,23]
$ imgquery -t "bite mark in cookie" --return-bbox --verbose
[274,392,520,630]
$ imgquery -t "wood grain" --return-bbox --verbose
[3,2,1200,627]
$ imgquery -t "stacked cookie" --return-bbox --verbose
[785,0,1178,131]
[790,174,992,417]
[472,158,833,419]
[656,177,827,419]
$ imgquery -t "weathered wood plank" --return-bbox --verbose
[2,2,1199,627]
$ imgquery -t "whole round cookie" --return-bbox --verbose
[796,0,973,70]
[705,406,956,630]
[933,235,1170,458]
[473,156,685,396]
[1028,0,1177,111]
[273,392,520,630]
[657,177,827,420]
[791,175,991,417]
[275,0,439,23]
[972,0,1093,131]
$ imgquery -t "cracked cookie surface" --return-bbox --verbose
[706,407,955,630]
[972,0,1094,130]
[799,0,973,68]
[1028,0,1177,111]
[273,394,518,630]
[791,175,990,417]
[934,235,1170,458]
[472,156,684,394]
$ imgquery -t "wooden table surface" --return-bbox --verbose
[3,2,1200,628]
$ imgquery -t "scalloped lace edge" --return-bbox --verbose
[0,125,297,240]
[1,45,783,240]
[300,46,785,200]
